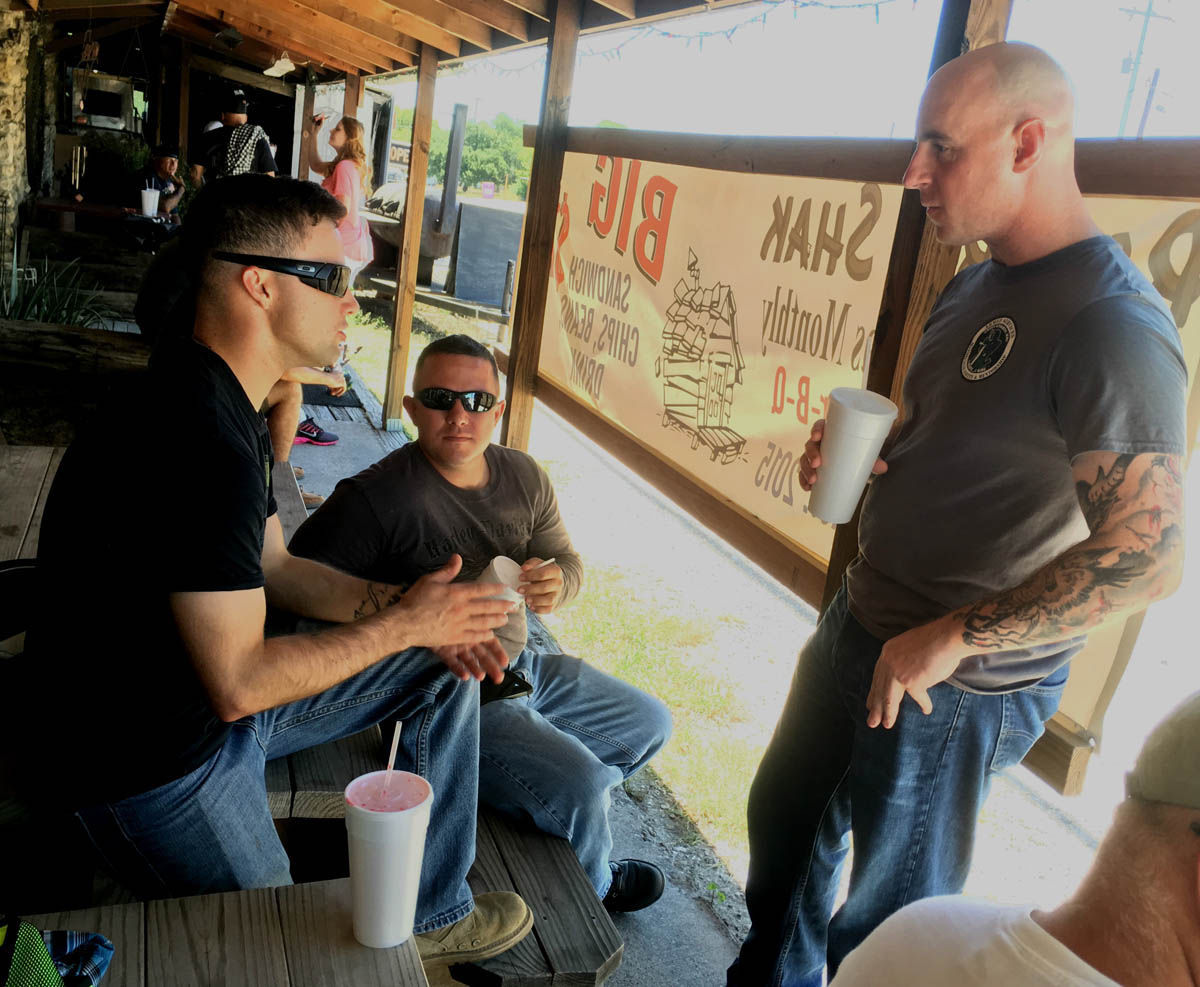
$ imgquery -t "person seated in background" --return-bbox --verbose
[290,333,674,915]
[831,691,1200,986]
[135,144,186,220]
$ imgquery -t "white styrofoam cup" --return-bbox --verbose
[344,770,433,948]
[807,387,898,525]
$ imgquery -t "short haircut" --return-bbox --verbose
[413,333,500,388]
[182,175,346,293]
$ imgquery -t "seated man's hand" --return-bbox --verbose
[519,558,563,614]
[389,555,514,679]
[433,640,509,684]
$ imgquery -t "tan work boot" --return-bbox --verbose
[416,892,533,968]
[300,489,324,508]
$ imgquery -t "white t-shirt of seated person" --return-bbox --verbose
[829,896,1120,987]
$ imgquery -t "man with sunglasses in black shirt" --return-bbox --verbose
[6,176,537,968]
[291,334,674,915]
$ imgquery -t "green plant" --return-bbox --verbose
[2,258,114,329]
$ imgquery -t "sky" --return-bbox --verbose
[366,0,1199,140]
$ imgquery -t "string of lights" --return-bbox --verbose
[432,0,900,80]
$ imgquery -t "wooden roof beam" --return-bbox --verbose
[378,0,492,51]
[168,10,289,69]
[498,0,546,21]
[44,3,161,18]
[46,15,156,51]
[41,0,157,9]
[435,0,528,40]
[291,0,420,57]
[316,0,459,57]
[239,0,415,66]
[174,3,372,74]
[175,0,392,73]
[588,0,634,17]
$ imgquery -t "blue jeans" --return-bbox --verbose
[727,588,1066,987]
[75,648,480,934]
[478,648,672,896]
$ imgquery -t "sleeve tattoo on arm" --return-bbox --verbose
[960,453,1183,649]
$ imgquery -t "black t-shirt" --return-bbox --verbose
[197,124,277,179]
[6,339,277,809]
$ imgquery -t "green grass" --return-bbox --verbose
[550,564,761,860]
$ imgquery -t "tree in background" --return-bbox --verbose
[393,109,532,199]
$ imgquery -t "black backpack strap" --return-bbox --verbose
[0,913,23,980]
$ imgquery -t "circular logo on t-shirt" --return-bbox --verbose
[961,317,1016,381]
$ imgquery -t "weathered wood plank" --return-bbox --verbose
[146,887,289,987]
[17,446,65,558]
[276,878,430,986]
[465,811,554,985]
[481,811,622,986]
[24,902,146,987]
[290,725,383,818]
[383,43,437,429]
[500,0,582,452]
[275,460,310,545]
[266,756,294,819]
[0,446,53,561]
[520,126,915,183]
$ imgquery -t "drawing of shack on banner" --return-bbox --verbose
[654,249,747,464]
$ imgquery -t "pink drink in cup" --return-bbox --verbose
[344,770,433,948]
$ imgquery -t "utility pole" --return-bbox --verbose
[1117,0,1171,138]
[1136,66,1160,139]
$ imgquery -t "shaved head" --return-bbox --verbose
[905,41,1096,263]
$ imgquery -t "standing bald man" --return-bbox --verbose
[728,43,1188,987]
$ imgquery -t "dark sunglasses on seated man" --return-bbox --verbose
[416,387,498,413]
[212,251,351,297]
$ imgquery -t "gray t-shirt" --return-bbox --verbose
[289,441,582,601]
[847,236,1187,692]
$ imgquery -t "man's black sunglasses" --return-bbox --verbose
[212,251,351,297]
[416,387,497,413]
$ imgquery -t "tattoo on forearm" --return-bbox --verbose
[352,582,406,619]
[962,453,1183,650]
[1077,453,1134,531]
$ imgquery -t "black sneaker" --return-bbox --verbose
[602,859,665,913]
[294,417,339,446]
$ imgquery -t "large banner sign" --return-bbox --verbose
[539,152,904,562]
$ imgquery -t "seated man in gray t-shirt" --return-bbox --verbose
[291,334,673,913]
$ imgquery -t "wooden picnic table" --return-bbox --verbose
[26,878,430,987]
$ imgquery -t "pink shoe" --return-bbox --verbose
[294,417,339,445]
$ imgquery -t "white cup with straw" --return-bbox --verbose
[140,182,160,217]
[344,721,433,948]
[807,387,899,525]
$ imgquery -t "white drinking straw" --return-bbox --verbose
[382,720,402,796]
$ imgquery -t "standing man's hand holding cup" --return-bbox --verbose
[803,388,897,524]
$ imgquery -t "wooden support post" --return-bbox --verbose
[818,0,1012,613]
[177,42,191,162]
[500,0,583,451]
[298,85,316,181]
[343,73,364,120]
[381,45,436,431]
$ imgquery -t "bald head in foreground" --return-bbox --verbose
[729,41,1186,987]
[904,42,1099,263]
[832,693,1200,986]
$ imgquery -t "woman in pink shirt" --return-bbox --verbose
[306,114,375,285]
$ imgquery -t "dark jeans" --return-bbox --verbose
[727,588,1066,987]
